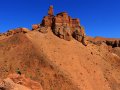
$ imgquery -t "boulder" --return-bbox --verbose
[5,28,30,36]
[0,78,30,90]
[8,28,29,35]
[38,26,48,33]
[0,74,43,90]
[32,24,40,30]
[21,28,30,33]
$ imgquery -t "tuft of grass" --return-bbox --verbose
[16,68,21,75]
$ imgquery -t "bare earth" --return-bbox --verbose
[0,29,120,90]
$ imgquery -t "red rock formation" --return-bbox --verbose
[48,5,54,16]
[32,24,40,30]
[41,16,53,27]
[6,28,29,36]
[33,5,86,45]
[41,6,81,28]
[72,19,80,28]
[106,40,120,48]
[0,74,43,90]
[53,12,80,28]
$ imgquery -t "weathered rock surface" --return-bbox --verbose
[0,74,43,90]
[41,15,54,27]
[53,25,72,41]
[48,5,54,16]
[86,36,120,48]
[106,40,120,48]
[39,6,86,44]
[0,28,30,36]
[32,24,40,30]
[72,27,85,41]
[38,26,48,33]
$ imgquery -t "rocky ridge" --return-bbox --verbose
[0,5,120,47]
[0,6,120,48]
[1,5,87,46]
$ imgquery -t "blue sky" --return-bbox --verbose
[0,0,120,38]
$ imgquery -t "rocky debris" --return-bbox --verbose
[32,25,48,33]
[2,28,30,36]
[0,78,30,90]
[10,28,29,34]
[86,37,120,48]
[106,40,120,48]
[0,74,43,90]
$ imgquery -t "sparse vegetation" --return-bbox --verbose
[16,68,21,75]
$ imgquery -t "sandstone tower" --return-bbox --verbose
[33,6,87,45]
[48,5,54,16]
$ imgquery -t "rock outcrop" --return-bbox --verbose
[86,36,120,48]
[1,5,119,47]
[106,40,120,48]
[48,5,54,16]
[0,74,43,90]
[32,5,87,45]
[0,5,87,46]
[1,28,30,36]
[53,25,72,41]
[72,26,86,43]
[32,24,40,30]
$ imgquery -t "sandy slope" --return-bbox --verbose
[0,29,120,90]
[26,29,120,90]
[0,33,79,90]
